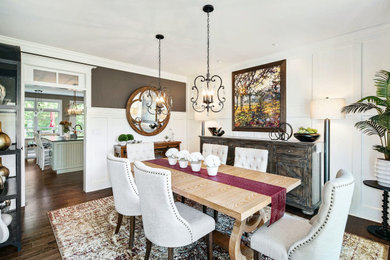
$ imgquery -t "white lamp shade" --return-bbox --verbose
[311,98,346,119]
[194,111,215,121]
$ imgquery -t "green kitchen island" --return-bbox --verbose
[42,136,84,174]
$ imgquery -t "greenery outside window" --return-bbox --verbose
[24,98,62,138]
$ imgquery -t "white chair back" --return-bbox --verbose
[234,147,268,172]
[202,143,228,164]
[288,169,355,259]
[126,142,155,162]
[107,154,141,216]
[134,161,193,247]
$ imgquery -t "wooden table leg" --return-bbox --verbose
[229,210,266,260]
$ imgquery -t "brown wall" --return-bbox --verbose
[91,67,186,112]
[25,92,84,122]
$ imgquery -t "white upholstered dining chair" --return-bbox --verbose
[234,147,269,172]
[134,161,215,260]
[107,154,141,249]
[251,169,355,260]
[126,142,155,162]
[202,143,228,164]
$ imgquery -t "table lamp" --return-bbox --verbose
[311,97,345,183]
[194,111,215,136]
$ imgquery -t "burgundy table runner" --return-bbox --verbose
[146,158,286,225]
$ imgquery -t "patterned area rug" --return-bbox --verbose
[48,196,389,259]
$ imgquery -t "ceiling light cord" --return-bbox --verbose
[207,11,210,82]
[158,37,161,90]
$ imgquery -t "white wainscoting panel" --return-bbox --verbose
[84,107,188,192]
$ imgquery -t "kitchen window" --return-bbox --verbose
[24,98,62,138]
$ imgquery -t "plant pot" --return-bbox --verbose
[168,157,177,166]
[376,158,390,187]
[179,160,188,168]
[207,166,219,176]
[191,162,202,172]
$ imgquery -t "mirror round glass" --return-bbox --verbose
[126,86,171,136]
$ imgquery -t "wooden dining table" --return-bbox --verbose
[143,160,301,260]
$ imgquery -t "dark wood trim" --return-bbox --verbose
[232,59,286,132]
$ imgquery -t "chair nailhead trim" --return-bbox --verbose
[134,164,194,242]
[287,181,354,259]
[108,157,138,195]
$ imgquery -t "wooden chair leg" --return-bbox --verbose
[253,250,259,260]
[213,210,218,222]
[206,232,213,260]
[203,205,207,213]
[129,216,135,249]
[181,196,185,203]
[168,248,174,260]
[115,213,123,234]
[145,239,152,260]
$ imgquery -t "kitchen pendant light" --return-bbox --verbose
[67,91,83,115]
[191,4,225,113]
[34,89,43,115]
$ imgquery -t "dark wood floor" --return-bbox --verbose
[0,159,388,259]
[0,160,112,259]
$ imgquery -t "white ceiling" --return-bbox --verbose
[1,0,390,76]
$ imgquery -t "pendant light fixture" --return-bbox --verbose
[147,34,172,116]
[191,4,225,113]
[67,91,83,115]
[34,89,43,115]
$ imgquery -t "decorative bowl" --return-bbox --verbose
[208,127,225,136]
[294,133,320,142]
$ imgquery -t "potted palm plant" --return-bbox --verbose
[342,70,390,187]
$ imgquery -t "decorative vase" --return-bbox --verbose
[0,84,6,105]
[0,176,5,190]
[0,122,10,151]
[168,157,177,166]
[0,210,10,244]
[191,162,202,172]
[0,158,9,179]
[375,158,390,187]
[179,160,188,168]
[207,166,218,176]
[0,200,10,211]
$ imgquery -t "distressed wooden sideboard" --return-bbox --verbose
[200,135,322,214]
[114,141,181,159]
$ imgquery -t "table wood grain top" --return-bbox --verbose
[143,161,301,221]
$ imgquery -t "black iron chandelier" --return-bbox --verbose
[191,4,225,113]
[146,34,172,116]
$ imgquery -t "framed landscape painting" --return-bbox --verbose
[232,59,286,132]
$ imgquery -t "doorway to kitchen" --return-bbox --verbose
[20,53,93,207]
[24,86,85,174]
